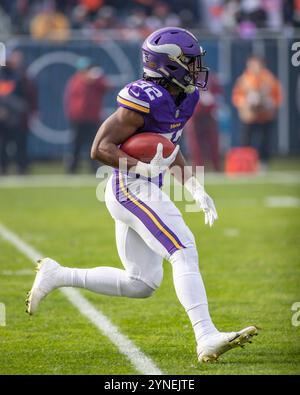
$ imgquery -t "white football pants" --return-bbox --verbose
[61,172,218,343]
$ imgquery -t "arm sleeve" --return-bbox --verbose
[117,84,150,115]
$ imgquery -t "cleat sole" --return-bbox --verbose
[198,326,259,363]
[25,258,46,315]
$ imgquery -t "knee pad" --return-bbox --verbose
[147,265,164,290]
[168,247,199,274]
[123,277,155,298]
[131,266,163,291]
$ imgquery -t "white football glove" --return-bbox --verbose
[132,143,179,178]
[185,176,218,227]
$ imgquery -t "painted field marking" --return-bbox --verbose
[0,222,163,375]
[0,303,5,326]
[1,269,34,276]
[224,228,240,237]
[265,196,300,208]
[0,171,300,189]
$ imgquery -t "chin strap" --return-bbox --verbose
[171,77,195,94]
[143,70,196,94]
[158,68,196,94]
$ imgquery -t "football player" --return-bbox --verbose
[26,27,258,362]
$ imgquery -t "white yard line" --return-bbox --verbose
[1,269,34,276]
[0,223,163,375]
[0,175,98,189]
[0,171,299,189]
[265,196,300,208]
[223,228,240,237]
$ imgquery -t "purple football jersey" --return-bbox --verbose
[117,79,199,144]
[116,79,199,186]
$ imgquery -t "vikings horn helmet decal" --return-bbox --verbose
[142,27,209,93]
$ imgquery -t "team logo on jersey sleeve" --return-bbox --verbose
[130,90,140,97]
[117,87,150,113]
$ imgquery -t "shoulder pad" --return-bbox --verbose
[117,82,151,114]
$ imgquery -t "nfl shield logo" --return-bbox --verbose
[175,109,180,118]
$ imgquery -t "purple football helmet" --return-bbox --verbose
[142,27,209,93]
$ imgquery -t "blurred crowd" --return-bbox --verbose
[186,55,282,172]
[0,51,112,175]
[0,50,37,175]
[0,0,299,40]
[0,48,282,175]
[0,0,290,175]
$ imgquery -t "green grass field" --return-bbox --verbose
[0,166,300,375]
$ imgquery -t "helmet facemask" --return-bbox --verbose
[185,53,209,90]
[176,47,209,92]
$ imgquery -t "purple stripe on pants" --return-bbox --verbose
[112,170,185,255]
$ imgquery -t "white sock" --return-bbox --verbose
[59,266,154,298]
[169,248,219,344]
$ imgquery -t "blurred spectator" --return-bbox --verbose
[93,6,119,29]
[222,0,240,31]
[294,0,300,26]
[125,8,148,29]
[30,3,70,41]
[124,8,152,38]
[202,0,286,35]
[132,0,153,5]
[0,50,37,175]
[264,0,283,29]
[64,57,111,174]
[237,0,268,27]
[202,0,225,34]
[284,0,300,27]
[0,0,30,34]
[145,2,181,30]
[80,0,104,14]
[1,0,298,36]
[236,0,267,37]
[232,55,282,166]
[70,4,119,34]
[186,73,223,171]
[71,4,89,29]
[0,5,12,35]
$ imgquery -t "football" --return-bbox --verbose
[121,132,176,163]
